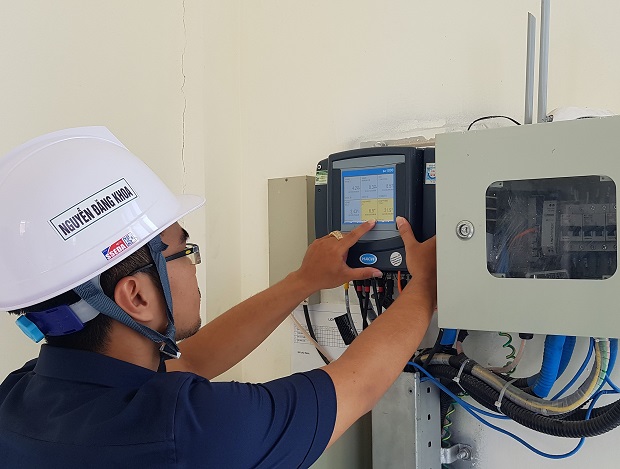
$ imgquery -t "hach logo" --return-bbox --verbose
[360,253,378,265]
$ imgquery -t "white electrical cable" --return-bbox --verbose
[290,313,334,363]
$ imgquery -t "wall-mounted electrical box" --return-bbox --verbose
[436,116,620,337]
[315,147,435,271]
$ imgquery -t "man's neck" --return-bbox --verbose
[103,323,162,371]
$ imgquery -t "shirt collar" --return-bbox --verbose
[34,345,159,388]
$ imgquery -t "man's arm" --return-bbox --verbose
[167,221,382,379]
[322,217,437,447]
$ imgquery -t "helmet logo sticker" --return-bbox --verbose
[102,232,139,261]
[49,179,138,241]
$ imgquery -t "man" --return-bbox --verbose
[0,127,436,468]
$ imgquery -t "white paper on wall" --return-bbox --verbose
[290,303,363,373]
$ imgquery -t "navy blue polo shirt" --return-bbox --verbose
[0,345,337,468]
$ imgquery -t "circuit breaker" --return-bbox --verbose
[436,116,620,338]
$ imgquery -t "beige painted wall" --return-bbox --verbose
[0,1,208,377]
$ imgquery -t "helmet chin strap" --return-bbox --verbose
[145,236,179,357]
[73,236,180,360]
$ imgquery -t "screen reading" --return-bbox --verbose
[342,167,395,224]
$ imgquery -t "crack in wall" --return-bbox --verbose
[181,0,187,194]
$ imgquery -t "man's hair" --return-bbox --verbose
[8,245,162,353]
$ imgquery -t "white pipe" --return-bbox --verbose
[537,0,550,123]
[525,13,536,124]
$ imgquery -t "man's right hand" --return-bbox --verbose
[294,220,382,293]
[323,216,437,449]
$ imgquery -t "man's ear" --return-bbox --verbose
[113,275,161,324]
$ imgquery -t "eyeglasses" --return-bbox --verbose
[128,243,201,276]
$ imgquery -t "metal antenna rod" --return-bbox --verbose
[537,0,550,122]
[524,13,536,124]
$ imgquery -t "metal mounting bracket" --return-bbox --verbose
[440,443,473,464]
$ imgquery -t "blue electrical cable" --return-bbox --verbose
[551,338,595,400]
[605,376,620,393]
[557,336,577,379]
[409,361,619,460]
[607,339,618,376]
[532,335,566,397]
[440,329,458,347]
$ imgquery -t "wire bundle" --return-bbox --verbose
[410,337,620,459]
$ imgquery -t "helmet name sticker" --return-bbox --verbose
[102,232,139,261]
[49,179,138,240]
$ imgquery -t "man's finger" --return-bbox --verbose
[342,219,376,248]
[348,266,383,281]
[396,216,417,246]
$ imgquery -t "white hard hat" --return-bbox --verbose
[0,126,205,311]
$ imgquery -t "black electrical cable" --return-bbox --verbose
[382,275,394,309]
[362,280,370,329]
[467,115,521,131]
[499,376,530,388]
[422,329,445,369]
[423,353,575,416]
[365,280,372,315]
[375,276,385,316]
[400,272,408,290]
[440,390,456,433]
[334,314,357,346]
[449,354,558,397]
[425,364,620,438]
[561,401,619,421]
[352,281,367,329]
[302,304,330,365]
[457,329,469,343]
[426,363,532,417]
[371,278,382,316]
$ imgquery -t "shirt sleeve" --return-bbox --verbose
[174,369,337,469]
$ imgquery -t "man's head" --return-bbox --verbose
[0,127,205,357]
[9,222,202,354]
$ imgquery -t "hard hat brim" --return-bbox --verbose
[1,193,206,311]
